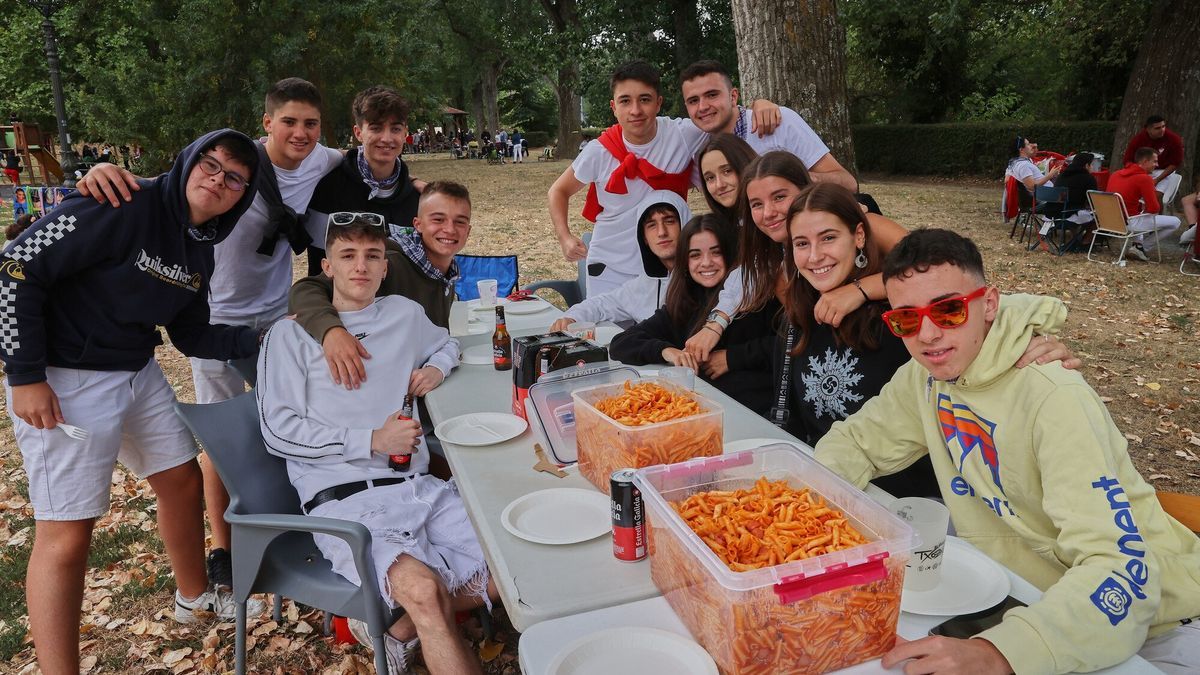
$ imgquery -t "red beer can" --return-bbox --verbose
[611,468,646,562]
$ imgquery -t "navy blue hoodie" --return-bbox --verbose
[0,129,262,386]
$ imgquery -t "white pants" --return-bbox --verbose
[513,143,524,162]
[1152,170,1183,204]
[1128,213,1181,251]
[190,305,285,403]
[1138,621,1200,675]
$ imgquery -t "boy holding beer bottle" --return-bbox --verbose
[257,213,493,674]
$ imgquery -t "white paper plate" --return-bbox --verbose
[594,325,622,346]
[501,488,610,545]
[434,412,527,447]
[468,297,510,312]
[901,536,1011,616]
[460,343,494,365]
[504,298,552,314]
[547,627,718,675]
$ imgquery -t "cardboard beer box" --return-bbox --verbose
[512,332,608,418]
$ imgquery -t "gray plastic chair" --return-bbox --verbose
[227,355,257,387]
[527,232,591,307]
[175,391,400,675]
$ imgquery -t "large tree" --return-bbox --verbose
[539,0,582,159]
[729,0,856,172]
[1109,0,1200,185]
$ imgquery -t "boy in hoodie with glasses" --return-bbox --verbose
[0,130,268,674]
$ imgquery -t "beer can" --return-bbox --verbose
[610,468,646,562]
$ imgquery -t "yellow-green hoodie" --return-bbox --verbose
[815,294,1200,675]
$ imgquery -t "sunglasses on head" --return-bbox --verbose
[881,286,987,338]
[328,211,386,231]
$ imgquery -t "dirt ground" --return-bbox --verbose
[0,154,1197,673]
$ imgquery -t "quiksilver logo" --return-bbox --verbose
[134,249,202,290]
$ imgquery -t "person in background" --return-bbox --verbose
[1122,115,1184,201]
[1106,147,1181,260]
[816,229,1200,675]
[3,148,20,185]
[1178,175,1198,250]
[697,133,758,224]
[1055,152,1098,229]
[511,129,524,163]
[4,213,33,249]
[1006,136,1059,194]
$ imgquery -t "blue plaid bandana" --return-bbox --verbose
[396,232,460,295]
[356,150,403,200]
[733,105,749,140]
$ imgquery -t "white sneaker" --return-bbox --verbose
[174,586,267,624]
[1126,243,1150,261]
[347,618,419,674]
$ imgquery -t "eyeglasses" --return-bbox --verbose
[328,211,386,231]
[881,286,987,338]
[197,154,250,192]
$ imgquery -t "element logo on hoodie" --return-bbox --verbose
[937,394,1004,495]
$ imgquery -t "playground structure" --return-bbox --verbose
[1,122,64,184]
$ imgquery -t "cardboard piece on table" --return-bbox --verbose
[533,443,568,478]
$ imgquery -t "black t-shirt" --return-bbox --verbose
[781,308,940,498]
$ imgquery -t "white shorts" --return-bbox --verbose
[190,306,284,403]
[310,475,490,612]
[1139,621,1200,674]
[6,361,197,521]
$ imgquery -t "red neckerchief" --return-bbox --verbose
[581,123,691,222]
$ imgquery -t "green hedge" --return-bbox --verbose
[852,121,1118,177]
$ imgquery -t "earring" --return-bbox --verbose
[855,247,868,269]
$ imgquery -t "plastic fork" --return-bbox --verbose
[57,424,90,441]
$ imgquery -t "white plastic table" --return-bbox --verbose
[424,331,802,632]
[518,558,1160,675]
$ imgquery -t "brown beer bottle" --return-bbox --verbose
[493,306,512,370]
[388,394,416,471]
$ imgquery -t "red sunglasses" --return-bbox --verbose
[881,287,987,338]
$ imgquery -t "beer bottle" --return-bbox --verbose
[493,306,512,370]
[536,346,553,381]
[388,394,416,471]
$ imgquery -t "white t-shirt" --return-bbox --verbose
[1007,158,1048,187]
[571,118,707,285]
[208,143,342,319]
[740,107,830,169]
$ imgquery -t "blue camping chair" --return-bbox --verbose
[454,254,518,301]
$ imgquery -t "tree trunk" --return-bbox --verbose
[471,82,486,139]
[668,0,702,73]
[729,0,856,174]
[540,0,582,159]
[1109,0,1200,187]
[481,61,502,137]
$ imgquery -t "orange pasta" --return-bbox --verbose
[671,478,868,571]
[573,381,722,494]
[645,478,904,674]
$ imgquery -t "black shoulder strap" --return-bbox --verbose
[769,324,796,427]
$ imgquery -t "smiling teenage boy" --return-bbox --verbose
[0,130,267,674]
[814,229,1200,675]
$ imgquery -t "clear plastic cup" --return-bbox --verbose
[477,279,499,306]
[659,366,696,390]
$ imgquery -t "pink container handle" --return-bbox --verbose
[661,449,754,479]
[773,557,889,604]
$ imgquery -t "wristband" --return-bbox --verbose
[703,324,723,337]
[852,279,870,302]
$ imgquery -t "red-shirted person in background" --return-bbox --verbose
[1107,147,1182,260]
[1122,115,1184,202]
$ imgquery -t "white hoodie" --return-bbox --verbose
[565,191,692,326]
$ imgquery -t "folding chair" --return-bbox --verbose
[1008,177,1038,242]
[454,254,519,300]
[1182,238,1200,276]
[175,393,400,675]
[526,232,591,307]
[1026,186,1067,252]
[1086,190,1161,264]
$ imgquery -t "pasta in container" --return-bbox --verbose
[633,445,916,675]
[572,380,723,495]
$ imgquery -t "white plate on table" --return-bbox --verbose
[593,325,622,346]
[468,297,510,312]
[460,343,494,365]
[901,536,1011,616]
[434,413,527,447]
[504,298,552,314]
[547,626,718,674]
[501,488,610,545]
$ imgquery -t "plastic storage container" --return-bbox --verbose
[524,362,641,465]
[572,379,723,495]
[633,445,916,675]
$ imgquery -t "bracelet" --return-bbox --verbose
[703,324,723,337]
[852,279,870,302]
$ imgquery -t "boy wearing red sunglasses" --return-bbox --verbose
[816,229,1200,675]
